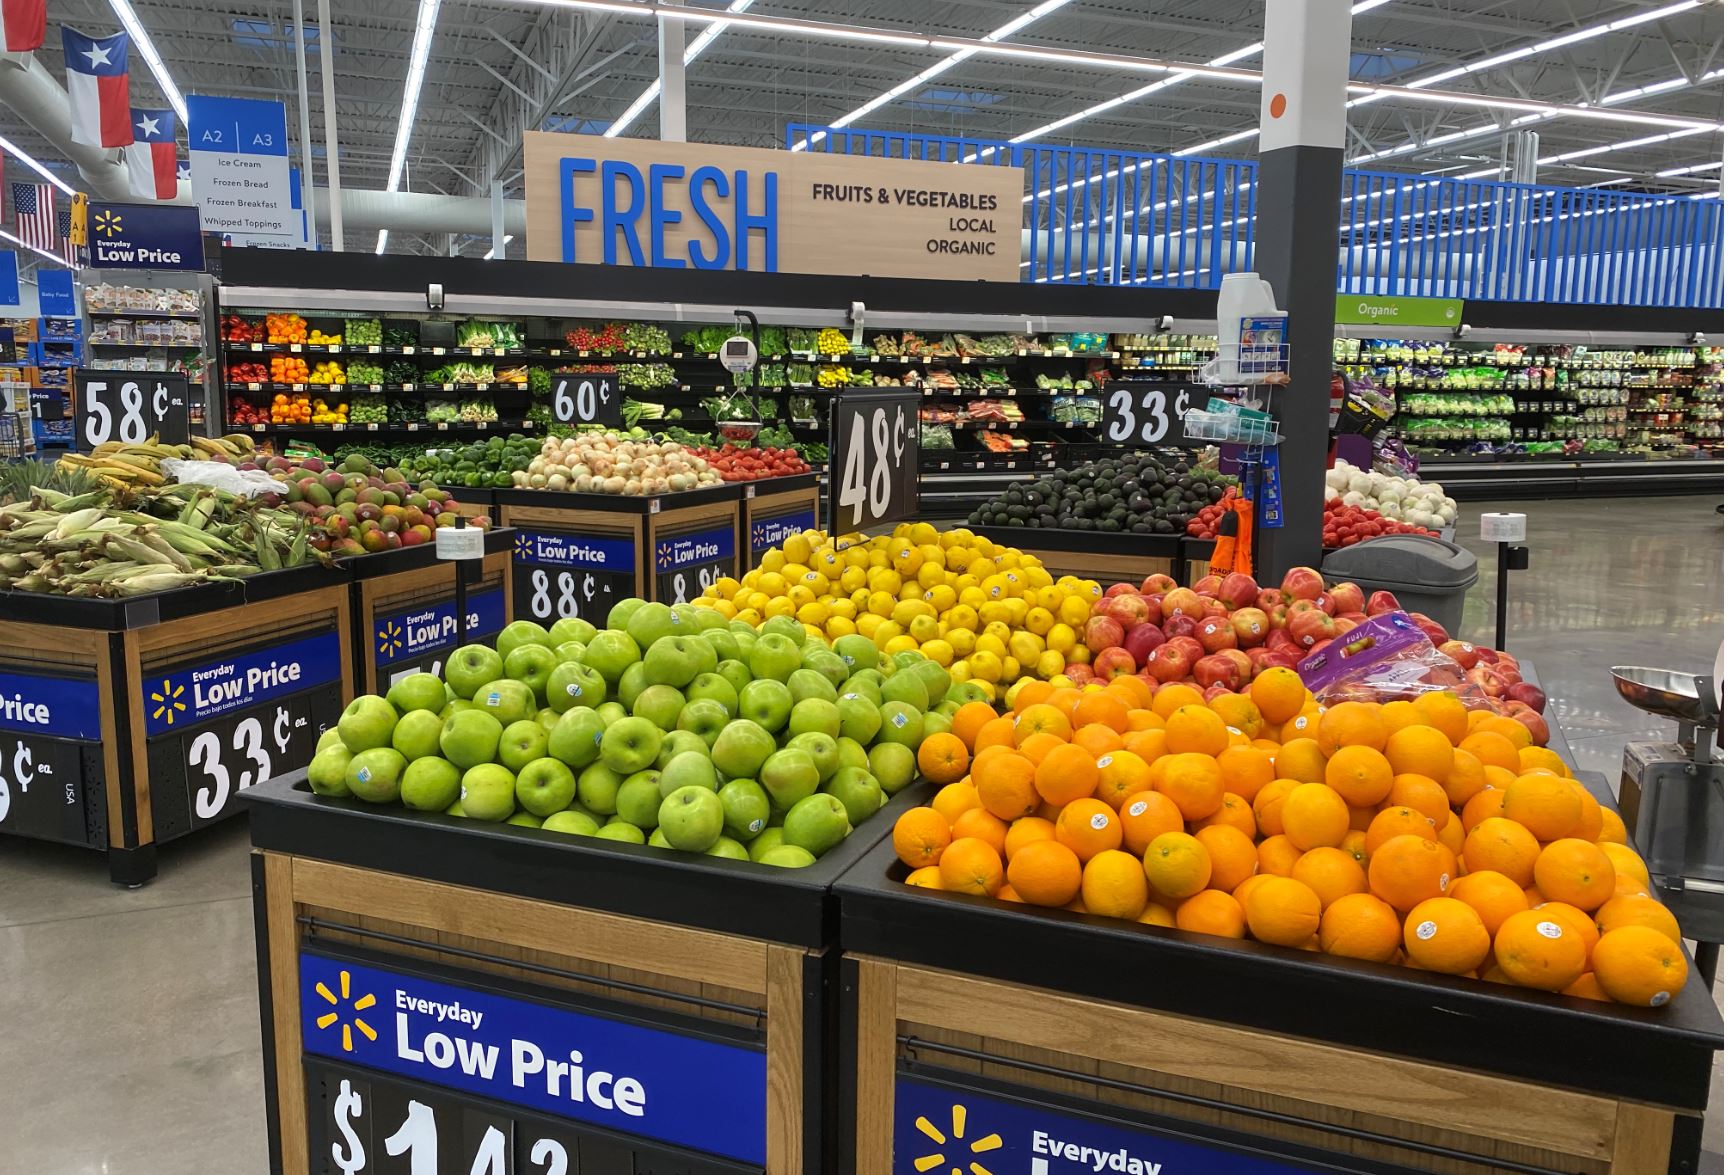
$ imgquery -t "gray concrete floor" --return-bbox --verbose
[0,495,1722,1174]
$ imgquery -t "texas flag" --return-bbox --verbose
[125,108,177,199]
[2,0,46,53]
[62,28,131,148]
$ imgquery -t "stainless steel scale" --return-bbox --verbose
[1611,665,1724,983]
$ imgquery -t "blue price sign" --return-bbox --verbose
[142,630,343,736]
[750,507,815,557]
[374,587,507,669]
[512,530,637,626]
[0,667,101,741]
[653,524,734,605]
[86,201,204,270]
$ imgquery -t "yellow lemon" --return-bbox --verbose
[872,620,904,648]
[764,597,796,619]
[999,656,1021,683]
[1045,622,1076,654]
[714,576,741,599]
[908,522,939,546]
[884,635,919,658]
[891,545,923,576]
[925,584,958,613]
[759,572,788,597]
[1080,580,1103,600]
[799,570,830,596]
[897,581,924,602]
[979,600,1011,626]
[916,561,945,590]
[839,566,868,593]
[909,614,942,643]
[758,550,787,574]
[787,584,816,610]
[1065,645,1092,666]
[828,598,857,620]
[1024,606,1055,636]
[917,543,944,568]
[856,613,885,640]
[1035,584,1063,611]
[981,573,1011,600]
[712,600,738,619]
[1009,632,1044,667]
[867,590,898,618]
[825,616,856,641]
[813,548,841,574]
[949,660,973,684]
[975,633,1007,659]
[867,567,900,594]
[1023,566,1053,590]
[1003,598,1029,626]
[844,545,872,569]
[781,534,811,564]
[946,627,977,656]
[892,599,934,625]
[920,639,954,667]
[958,585,987,609]
[966,557,995,579]
[735,608,762,627]
[850,587,871,610]
[1036,649,1066,678]
[796,602,828,627]
[947,604,979,632]
[970,650,1003,681]
[1058,596,1091,627]
[944,546,973,572]
[982,621,1013,645]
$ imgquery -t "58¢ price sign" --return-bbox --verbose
[828,390,920,535]
[1100,381,1202,447]
[75,369,190,449]
[550,374,620,428]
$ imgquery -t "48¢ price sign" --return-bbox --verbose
[828,390,920,536]
[74,369,190,449]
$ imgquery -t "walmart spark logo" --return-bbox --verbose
[313,968,377,1054]
[148,679,186,726]
[655,542,674,571]
[94,209,123,238]
[911,1102,1001,1175]
[376,620,404,658]
[513,533,534,560]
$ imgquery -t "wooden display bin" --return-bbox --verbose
[0,569,353,884]
[835,835,1723,1175]
[245,775,933,1175]
[494,485,744,627]
[972,526,1184,587]
[740,473,821,567]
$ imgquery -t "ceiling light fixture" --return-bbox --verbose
[0,134,77,197]
[1658,161,1724,176]
[605,0,757,138]
[0,226,71,267]
[108,0,188,122]
[386,0,443,193]
[482,233,516,260]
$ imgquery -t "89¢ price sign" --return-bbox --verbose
[1100,381,1202,447]
[828,390,920,535]
[550,374,620,428]
[75,369,190,449]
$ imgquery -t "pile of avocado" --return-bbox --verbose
[967,454,1231,534]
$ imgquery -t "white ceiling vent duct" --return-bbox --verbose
[0,54,133,198]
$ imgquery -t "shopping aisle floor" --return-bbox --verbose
[0,495,1720,1175]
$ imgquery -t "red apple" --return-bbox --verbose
[1162,613,1198,641]
[1192,574,1224,598]
[1141,573,1178,595]
[1149,645,1193,683]
[1162,587,1207,620]
[1510,708,1550,746]
[1326,582,1366,616]
[1104,593,1151,629]
[1139,596,1164,627]
[1287,599,1321,619]
[1267,603,1290,630]
[1340,612,1368,626]
[1505,681,1547,713]
[1193,655,1240,690]
[1094,647,1138,679]
[1307,638,1332,658]
[1218,571,1260,609]
[1195,615,1238,653]
[1202,598,1230,620]
[1219,648,1254,682]
[1254,588,1284,613]
[1366,590,1401,615]
[1229,607,1271,647]
[1247,647,1283,673]
[1412,616,1450,647]
[1467,665,1507,698]
[1281,566,1325,601]
[1123,623,1166,666]
[1315,593,1337,617]
[1289,609,1338,649]
[1090,597,1114,618]
[1167,636,1206,668]
[1084,615,1125,654]
[1266,627,1299,655]
[1106,581,1139,598]
[1437,640,1480,670]
[1201,683,1236,703]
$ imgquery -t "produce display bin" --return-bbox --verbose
[0,568,353,884]
[245,773,933,1175]
[494,485,745,628]
[834,834,1723,1175]
[342,528,517,694]
[1321,533,1480,635]
[739,473,821,566]
[971,525,1188,587]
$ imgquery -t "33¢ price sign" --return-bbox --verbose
[75,369,191,449]
[1100,381,1203,447]
[550,374,620,428]
[828,390,920,535]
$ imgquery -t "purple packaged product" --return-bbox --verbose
[1297,610,1469,703]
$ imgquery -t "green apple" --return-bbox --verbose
[515,757,578,816]
[824,766,883,826]
[438,698,475,720]
[594,820,646,844]
[643,635,717,688]
[601,716,663,774]
[473,678,535,726]
[945,680,991,707]
[876,700,925,749]
[880,670,930,712]
[338,695,398,753]
[728,618,757,636]
[787,667,837,706]
[595,701,627,726]
[581,630,641,685]
[910,659,952,709]
[615,770,664,828]
[401,756,461,811]
[536,707,563,734]
[706,835,749,861]
[846,667,885,693]
[837,694,882,744]
[760,747,820,812]
[731,630,758,662]
[459,763,517,821]
[506,811,543,828]
[648,828,672,849]
[748,633,802,682]
[711,719,776,778]
[549,616,597,646]
[788,732,840,781]
[632,684,686,731]
[800,646,849,689]
[759,615,806,647]
[922,710,952,740]
[548,661,606,713]
[344,747,406,803]
[504,644,560,705]
[606,596,647,632]
[685,672,739,717]
[498,720,550,773]
[738,678,793,733]
[444,798,466,817]
[549,707,607,769]
[700,627,740,663]
[624,601,677,650]
[747,827,787,862]
[892,650,926,672]
[658,785,725,852]
[689,605,729,632]
[553,641,588,665]
[788,698,841,740]
[718,778,772,840]
[714,658,753,698]
[656,729,710,768]
[391,709,445,762]
[835,736,871,775]
[542,809,600,836]
[497,619,555,662]
[677,698,731,747]
[576,762,624,814]
[315,727,345,756]
[387,672,447,715]
[307,745,352,796]
[783,792,851,857]
[440,709,503,770]
[616,662,649,711]
[832,634,880,673]
[759,844,816,868]
[657,749,720,797]
[869,741,917,794]
[444,643,505,699]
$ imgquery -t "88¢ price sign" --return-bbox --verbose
[75,369,190,449]
[828,390,920,536]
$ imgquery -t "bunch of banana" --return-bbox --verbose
[190,434,256,460]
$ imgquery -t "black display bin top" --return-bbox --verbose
[337,526,516,580]
[835,835,1724,1110]
[0,561,346,631]
[742,472,820,496]
[490,483,745,515]
[245,772,932,949]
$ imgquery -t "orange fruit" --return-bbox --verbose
[1339,829,1368,867]
[1122,728,1168,763]
[938,837,1004,896]
[1015,703,1072,744]
[1195,824,1258,891]
[1459,730,1519,773]
[1279,708,1322,744]
[973,716,1017,753]
[1017,731,1065,766]
[951,808,1009,856]
[905,864,943,888]
[917,732,970,784]
[1533,900,1599,956]
[1386,725,1455,782]
[1612,872,1651,899]
[1143,830,1212,899]
[1482,765,1518,791]
[931,780,982,826]
[1274,738,1327,784]
[1460,786,1506,833]
[1072,723,1125,760]
[1367,834,1453,911]
[1010,679,1055,713]
[1291,846,1368,908]
[1093,750,1151,809]
[1479,715,1534,750]
[893,807,952,868]
[1365,806,1438,857]
[1502,773,1582,841]
[1562,972,1612,1002]
[1386,773,1450,828]
[1243,875,1322,946]
[1320,892,1402,962]
[1378,700,1424,735]
[1156,752,1225,821]
[1054,798,1122,862]
[1347,803,1376,832]
[1256,834,1303,877]
[1003,816,1056,860]
[1120,791,1184,855]
[1567,783,1603,842]
[1198,792,1257,838]
[1176,889,1247,938]
[950,701,997,750]
[1447,870,1528,935]
[1534,838,1616,911]
[1317,701,1387,755]
[1151,683,1205,718]
[1462,816,1542,887]
[1403,897,1491,974]
[1282,782,1351,851]
[1209,693,1265,741]
[1437,811,1465,855]
[1005,839,1082,907]
[1249,666,1308,724]
[975,752,1039,820]
[1034,743,1100,807]
[1598,805,1628,844]
[1165,705,1230,755]
[1441,748,1489,808]
[1600,841,1651,888]
[1324,745,1394,807]
[1081,849,1149,919]
[1137,902,1176,928]
[995,884,1023,903]
[1412,690,1469,743]
[1494,908,1589,991]
[1045,688,1083,721]
[1072,691,1130,733]
[1252,778,1298,837]
[1595,895,1682,944]
[1217,745,1275,802]
[1519,745,1570,777]
[1106,674,1153,711]
[1125,709,1165,732]
[1593,925,1690,1007]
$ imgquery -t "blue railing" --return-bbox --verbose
[785,123,1723,308]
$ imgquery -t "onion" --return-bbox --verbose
[548,474,568,492]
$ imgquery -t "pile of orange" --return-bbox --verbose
[892,670,1689,1008]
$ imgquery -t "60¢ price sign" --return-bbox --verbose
[828,390,920,535]
[75,369,190,449]
[550,374,620,428]
[1100,381,1202,447]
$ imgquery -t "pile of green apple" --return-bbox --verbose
[306,598,976,866]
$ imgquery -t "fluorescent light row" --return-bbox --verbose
[378,0,444,255]
[1658,161,1723,177]
[1452,125,1720,178]
[108,0,187,122]
[482,234,515,260]
[605,0,757,138]
[0,226,71,267]
[0,134,76,197]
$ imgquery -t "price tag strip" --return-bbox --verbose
[550,374,621,428]
[653,524,734,606]
[1099,380,1205,448]
[828,390,920,536]
[74,369,191,449]
[0,665,104,847]
[375,588,508,682]
[511,531,636,626]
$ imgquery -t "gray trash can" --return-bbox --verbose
[1320,533,1479,636]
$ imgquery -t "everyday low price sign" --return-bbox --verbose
[143,631,344,736]
[511,530,637,625]
[86,201,204,270]
[0,667,102,741]
[653,525,734,605]
[374,588,507,668]
[750,507,816,558]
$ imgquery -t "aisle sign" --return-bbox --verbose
[37,269,76,317]
[1335,294,1462,328]
[512,529,636,625]
[0,251,18,307]
[550,373,620,427]
[829,389,920,536]
[188,95,301,248]
[299,951,768,1164]
[750,506,816,558]
[375,588,507,674]
[1099,381,1202,448]
[86,201,204,270]
[653,524,734,605]
[75,369,190,449]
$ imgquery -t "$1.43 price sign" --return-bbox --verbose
[550,373,620,428]
[74,369,190,449]
[1100,380,1202,448]
[828,390,919,536]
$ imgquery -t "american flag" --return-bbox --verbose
[11,183,74,263]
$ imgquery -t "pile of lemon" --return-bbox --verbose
[695,523,1101,700]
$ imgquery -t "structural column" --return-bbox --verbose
[659,0,687,142]
[1252,0,1352,576]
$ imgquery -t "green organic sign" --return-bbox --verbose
[1335,294,1463,328]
